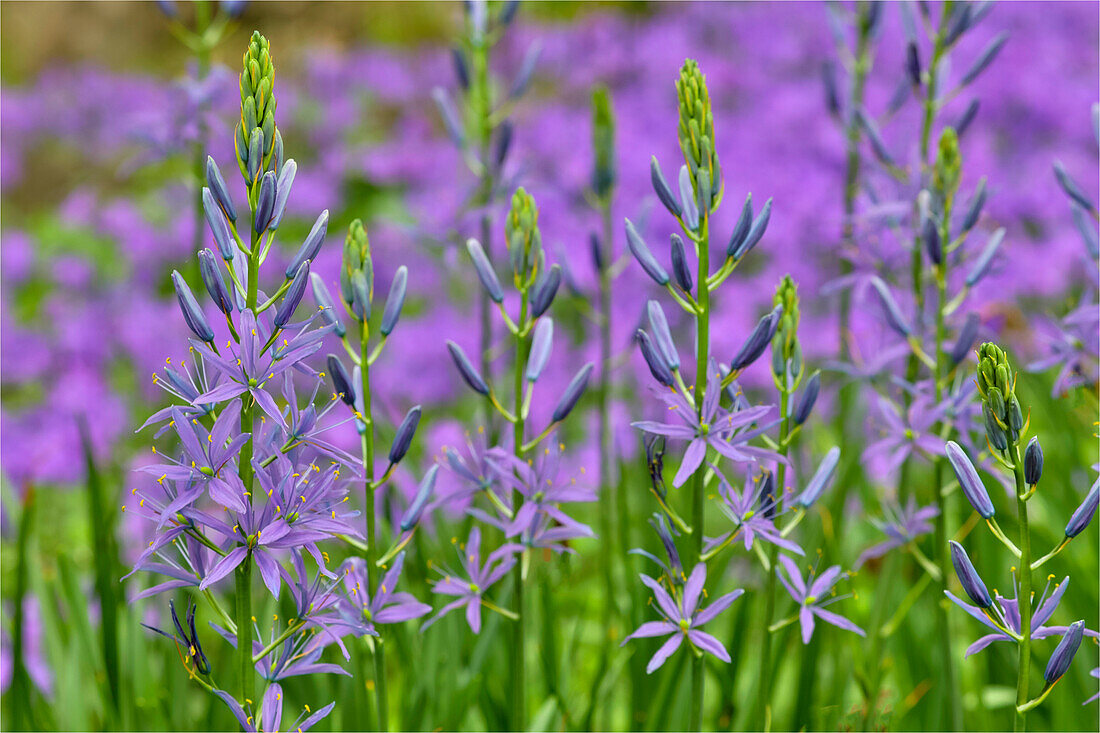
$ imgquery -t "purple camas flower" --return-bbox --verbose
[632,367,781,487]
[776,555,865,644]
[863,392,952,477]
[856,499,939,568]
[705,466,804,556]
[423,527,520,634]
[622,562,744,674]
[946,574,1100,657]
[340,551,431,634]
[215,683,335,733]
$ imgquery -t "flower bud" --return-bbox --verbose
[733,197,772,260]
[493,121,513,170]
[731,305,782,372]
[756,469,778,519]
[247,127,265,183]
[198,248,234,315]
[906,41,921,86]
[431,87,464,147]
[856,108,895,166]
[725,194,753,258]
[678,165,699,231]
[451,47,470,90]
[648,513,682,577]
[446,341,489,396]
[388,405,422,466]
[172,271,215,343]
[1043,621,1085,684]
[637,330,674,387]
[1053,160,1095,213]
[945,441,994,518]
[350,270,371,323]
[669,234,693,292]
[380,266,408,336]
[965,227,1005,287]
[949,313,980,366]
[1065,479,1099,538]
[954,99,980,139]
[647,300,680,371]
[254,170,277,232]
[310,273,345,338]
[961,32,1008,86]
[959,177,986,233]
[934,127,961,201]
[793,371,820,426]
[869,276,912,336]
[552,363,593,422]
[327,354,355,405]
[268,159,297,230]
[796,446,839,508]
[275,261,309,328]
[650,156,682,219]
[202,188,235,261]
[205,156,238,222]
[591,86,616,199]
[948,540,992,608]
[400,465,438,532]
[624,218,669,285]
[466,238,503,304]
[526,318,553,382]
[286,210,329,279]
[530,264,562,319]
[508,42,540,99]
[505,187,540,279]
[676,59,719,205]
[923,216,942,266]
[1023,437,1043,486]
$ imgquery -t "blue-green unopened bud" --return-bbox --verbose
[254,170,277,232]
[552,363,593,422]
[948,540,992,608]
[466,238,503,303]
[198,248,234,315]
[725,194,753,257]
[526,318,553,382]
[205,156,237,222]
[637,330,675,387]
[202,188,235,261]
[172,271,214,343]
[446,340,489,396]
[268,159,297,230]
[286,210,329,279]
[650,156,681,218]
[734,197,772,260]
[1043,621,1084,684]
[1065,479,1098,538]
[275,261,309,328]
[327,354,355,405]
[625,218,669,285]
[388,405,422,466]
[669,234,693,292]
[530,264,562,318]
[1024,437,1043,485]
[647,300,680,371]
[400,465,437,531]
[380,266,408,336]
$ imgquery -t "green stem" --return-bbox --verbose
[359,320,388,732]
[1012,444,1033,732]
[191,1,212,261]
[755,390,790,731]
[689,214,711,732]
[472,31,494,436]
[11,487,34,730]
[597,198,617,628]
[82,423,120,716]
[236,221,260,705]
[511,287,531,731]
[931,214,962,729]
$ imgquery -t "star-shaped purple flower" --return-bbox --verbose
[705,467,804,556]
[422,527,520,634]
[777,554,865,644]
[632,368,780,487]
[855,499,939,568]
[623,562,744,673]
[339,551,431,633]
[946,575,1100,657]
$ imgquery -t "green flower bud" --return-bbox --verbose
[591,86,616,199]
[934,126,961,204]
[238,31,278,182]
[976,341,1025,449]
[770,275,801,381]
[676,59,720,207]
[506,187,541,282]
[340,219,373,316]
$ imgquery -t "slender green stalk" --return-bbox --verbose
[597,199,617,622]
[471,32,494,422]
[191,0,212,258]
[236,223,260,704]
[930,201,962,730]
[511,288,531,731]
[82,423,120,716]
[754,390,790,731]
[11,487,34,730]
[1011,445,1033,732]
[689,216,711,732]
[359,319,388,731]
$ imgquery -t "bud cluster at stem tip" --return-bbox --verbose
[506,187,542,284]
[235,31,279,186]
[676,59,720,208]
[975,342,1024,450]
[771,275,802,383]
[934,126,961,205]
[591,86,616,200]
[340,219,374,323]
